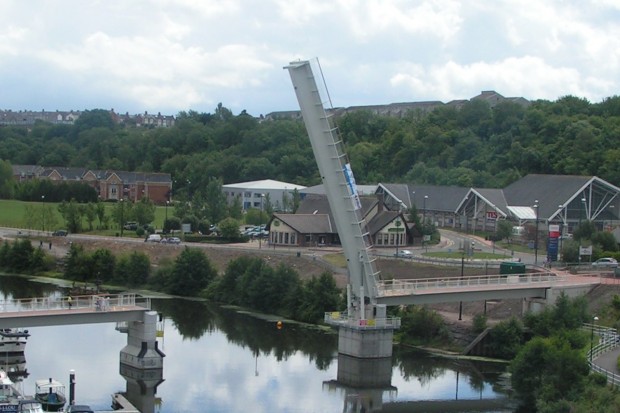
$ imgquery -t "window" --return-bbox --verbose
[244,191,251,198]
[291,233,296,244]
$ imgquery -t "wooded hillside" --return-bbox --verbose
[1,95,619,200]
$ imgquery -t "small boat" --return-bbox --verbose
[1,352,29,382]
[0,329,30,354]
[0,369,44,413]
[34,378,66,412]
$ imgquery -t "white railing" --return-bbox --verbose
[376,273,567,297]
[584,324,620,387]
[324,311,401,329]
[0,293,150,314]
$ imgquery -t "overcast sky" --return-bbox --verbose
[1,0,619,117]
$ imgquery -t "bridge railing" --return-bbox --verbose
[376,273,564,296]
[584,324,620,387]
[0,293,151,313]
[324,311,401,330]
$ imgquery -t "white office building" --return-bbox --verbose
[223,179,306,211]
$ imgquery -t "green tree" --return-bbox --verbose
[228,196,243,220]
[111,200,133,236]
[291,188,301,213]
[297,272,342,323]
[90,248,116,283]
[115,251,150,287]
[8,239,35,273]
[133,197,156,227]
[96,201,106,229]
[64,243,90,281]
[496,220,513,241]
[84,202,97,231]
[511,336,589,410]
[486,317,524,359]
[0,159,14,199]
[58,199,84,234]
[203,177,228,224]
[167,247,217,296]
[218,217,240,239]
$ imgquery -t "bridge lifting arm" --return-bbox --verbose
[285,59,381,317]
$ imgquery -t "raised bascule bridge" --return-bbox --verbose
[285,59,601,367]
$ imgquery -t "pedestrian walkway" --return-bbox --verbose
[593,346,620,376]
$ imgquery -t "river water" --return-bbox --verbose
[1,275,516,412]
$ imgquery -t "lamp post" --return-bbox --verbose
[259,194,265,249]
[534,200,539,266]
[423,195,428,251]
[590,316,599,363]
[580,197,586,224]
[41,195,45,233]
[558,204,564,261]
[119,199,125,238]
[164,200,169,234]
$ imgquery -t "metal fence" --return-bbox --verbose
[584,323,620,387]
[377,273,563,296]
[324,311,401,330]
[0,293,150,314]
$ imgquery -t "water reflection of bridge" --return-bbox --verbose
[324,354,512,413]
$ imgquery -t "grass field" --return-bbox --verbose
[0,199,169,234]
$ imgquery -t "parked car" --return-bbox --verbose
[394,250,413,258]
[592,257,618,268]
[51,229,68,236]
[161,237,181,244]
[123,222,138,230]
[145,234,162,243]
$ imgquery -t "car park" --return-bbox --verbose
[592,257,618,268]
[394,250,413,258]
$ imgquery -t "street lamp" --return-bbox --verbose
[41,195,45,233]
[164,200,169,234]
[580,197,586,224]
[119,199,125,237]
[590,316,599,363]
[558,204,564,261]
[533,200,539,266]
[259,194,265,249]
[423,195,428,252]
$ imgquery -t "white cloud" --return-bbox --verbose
[0,0,619,114]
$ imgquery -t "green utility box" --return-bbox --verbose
[500,261,526,275]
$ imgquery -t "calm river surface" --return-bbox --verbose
[1,275,516,412]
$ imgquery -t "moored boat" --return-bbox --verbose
[34,378,66,412]
[0,369,44,412]
[0,329,30,354]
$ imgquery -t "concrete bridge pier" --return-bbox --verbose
[120,311,165,370]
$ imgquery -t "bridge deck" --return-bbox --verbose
[0,293,150,328]
[375,272,601,305]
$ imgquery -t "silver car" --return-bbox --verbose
[592,257,618,268]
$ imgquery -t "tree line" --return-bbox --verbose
[0,238,342,324]
[1,95,620,201]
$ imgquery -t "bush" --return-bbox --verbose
[473,314,488,333]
